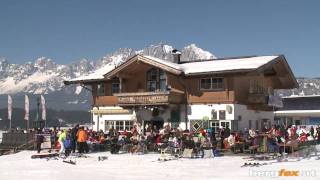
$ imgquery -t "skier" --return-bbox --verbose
[71,124,79,153]
[58,129,67,155]
[64,133,72,157]
[76,126,88,154]
[36,129,44,153]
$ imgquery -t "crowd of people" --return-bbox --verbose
[35,122,320,157]
[221,124,320,154]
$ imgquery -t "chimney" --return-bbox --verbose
[172,49,181,64]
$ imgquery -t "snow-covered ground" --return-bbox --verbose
[0,151,320,180]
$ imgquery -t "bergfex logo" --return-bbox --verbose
[278,169,299,176]
[249,168,317,178]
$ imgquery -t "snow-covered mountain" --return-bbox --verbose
[276,78,320,97]
[0,43,216,110]
[0,43,318,110]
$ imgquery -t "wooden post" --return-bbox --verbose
[119,77,123,93]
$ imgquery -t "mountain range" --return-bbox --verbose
[0,43,319,111]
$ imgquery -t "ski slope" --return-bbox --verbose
[0,151,320,180]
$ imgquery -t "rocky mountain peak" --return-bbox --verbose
[0,44,318,110]
[0,58,9,72]
[181,43,216,61]
[34,57,57,71]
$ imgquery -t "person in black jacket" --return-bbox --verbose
[225,126,231,138]
[36,129,44,153]
[71,124,79,153]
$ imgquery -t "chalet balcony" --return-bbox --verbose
[113,91,183,106]
[247,93,268,104]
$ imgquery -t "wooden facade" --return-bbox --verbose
[66,55,297,110]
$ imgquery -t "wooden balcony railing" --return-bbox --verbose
[247,93,268,104]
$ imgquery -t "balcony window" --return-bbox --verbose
[111,83,120,94]
[147,69,157,91]
[97,83,105,96]
[200,78,211,90]
[200,78,224,90]
[147,68,167,92]
[159,70,167,91]
[249,79,265,94]
[212,78,223,89]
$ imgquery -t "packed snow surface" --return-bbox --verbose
[0,151,320,180]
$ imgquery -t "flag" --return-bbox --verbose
[41,95,46,120]
[8,95,12,121]
[24,95,29,121]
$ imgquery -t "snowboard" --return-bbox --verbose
[63,159,76,165]
[31,152,59,159]
[98,156,108,161]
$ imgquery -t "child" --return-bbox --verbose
[64,134,72,157]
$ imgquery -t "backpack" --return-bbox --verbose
[64,138,72,149]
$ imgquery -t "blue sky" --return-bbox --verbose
[0,0,319,77]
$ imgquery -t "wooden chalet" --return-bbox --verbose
[65,53,298,133]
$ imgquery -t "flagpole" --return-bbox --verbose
[8,95,12,130]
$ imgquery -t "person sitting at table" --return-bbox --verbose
[235,131,241,142]
[267,135,280,153]
[227,133,235,151]
[249,129,257,139]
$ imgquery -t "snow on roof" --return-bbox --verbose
[283,95,320,98]
[274,110,320,117]
[67,64,115,83]
[143,55,181,70]
[143,55,279,75]
[66,55,279,83]
[180,56,278,75]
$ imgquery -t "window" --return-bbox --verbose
[124,121,133,131]
[115,121,124,131]
[210,120,219,134]
[249,79,265,94]
[219,110,226,120]
[200,78,211,90]
[220,121,230,129]
[111,83,120,94]
[211,110,217,120]
[159,70,167,91]
[105,121,133,132]
[147,68,167,92]
[200,77,224,90]
[105,121,114,131]
[97,83,105,96]
[147,69,157,91]
[212,78,223,89]
[249,120,252,129]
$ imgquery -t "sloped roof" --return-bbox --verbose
[136,55,279,75]
[64,54,294,85]
[180,56,278,75]
[64,64,115,84]
[279,95,320,111]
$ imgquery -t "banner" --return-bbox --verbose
[24,95,29,121]
[268,95,283,108]
[8,95,12,121]
[41,95,46,121]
